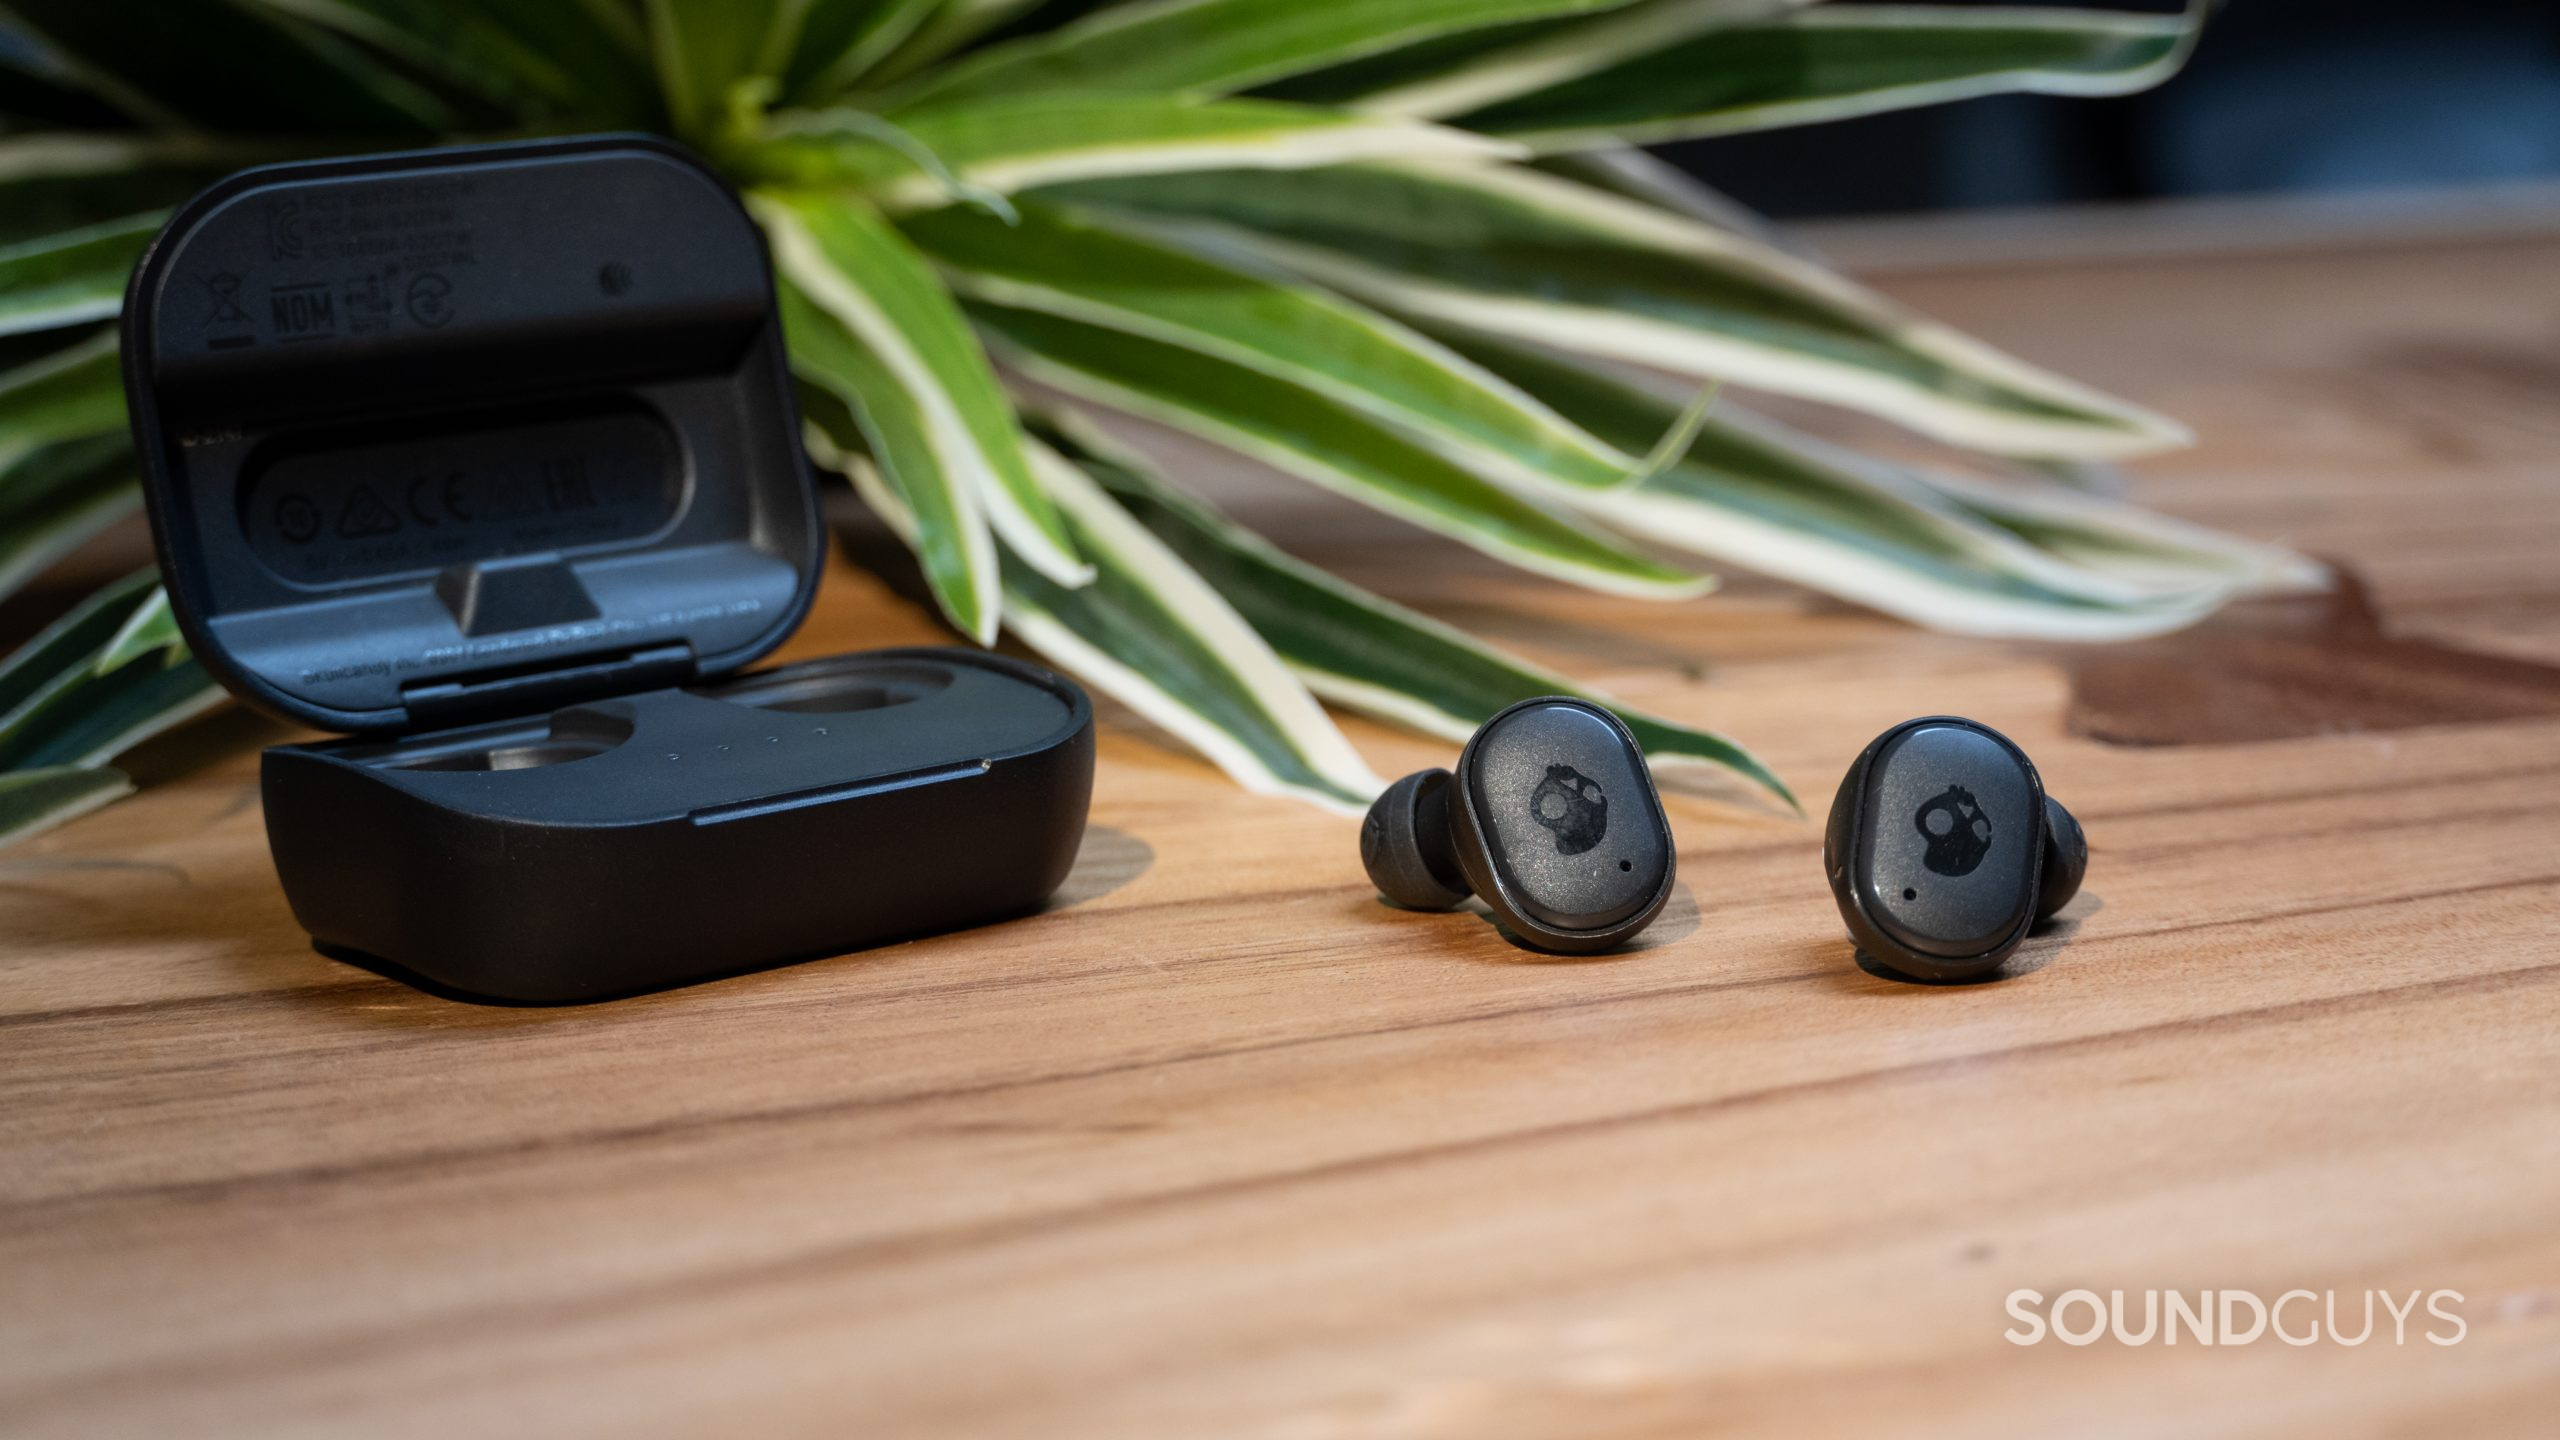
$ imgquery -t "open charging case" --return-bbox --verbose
[121,135,1094,1002]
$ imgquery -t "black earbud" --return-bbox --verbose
[1824,716,2087,981]
[1362,697,1676,954]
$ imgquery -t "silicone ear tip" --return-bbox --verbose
[2038,796,2088,919]
[1361,769,1472,911]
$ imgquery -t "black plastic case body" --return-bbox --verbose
[124,137,1093,1002]
[264,650,1093,1002]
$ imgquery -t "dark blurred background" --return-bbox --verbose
[1663,0,2560,217]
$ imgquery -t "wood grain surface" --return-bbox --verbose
[6,199,2560,1439]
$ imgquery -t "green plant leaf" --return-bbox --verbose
[1258,0,1769,111]
[903,198,1648,497]
[0,135,265,248]
[0,212,159,339]
[249,0,661,124]
[1447,3,2204,150]
[744,93,1516,205]
[975,301,1713,600]
[0,36,126,128]
[859,0,1057,89]
[1044,412,1794,806]
[1007,441,1384,811]
[0,567,159,722]
[0,650,221,771]
[3,0,452,133]
[1918,463,2326,599]
[889,0,1644,110]
[0,330,124,478]
[90,582,185,675]
[0,433,137,602]
[1529,147,1804,254]
[0,569,220,776]
[780,277,1002,643]
[0,0,2264,844]
[646,0,794,141]
[0,763,134,849]
[843,419,1384,809]
[1459,335,2238,638]
[753,188,1090,610]
[1062,159,2185,459]
[781,0,945,99]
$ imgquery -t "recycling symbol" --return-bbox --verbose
[336,484,403,538]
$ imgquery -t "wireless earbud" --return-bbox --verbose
[1362,697,1676,954]
[1824,716,2088,981]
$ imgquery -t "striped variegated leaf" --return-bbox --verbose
[1061,160,2186,460]
[842,417,1384,809]
[1531,146,1804,251]
[0,212,159,339]
[0,36,125,128]
[1445,3,2205,150]
[754,188,1090,618]
[90,581,185,676]
[858,0,1057,89]
[974,301,1713,600]
[645,0,791,140]
[0,330,125,478]
[0,135,272,247]
[1007,441,1384,812]
[1919,464,2327,600]
[1041,411,1795,806]
[0,569,158,719]
[0,763,135,849]
[0,435,137,601]
[889,0,1644,110]
[745,94,1516,207]
[778,276,1002,643]
[1281,1,2196,149]
[0,569,219,773]
[0,568,138,712]
[249,0,660,124]
[5,0,452,133]
[1268,0,1799,118]
[0,649,220,772]
[0,0,2272,844]
[780,0,946,100]
[902,198,1649,496]
[1456,337,2240,638]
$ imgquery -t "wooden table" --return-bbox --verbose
[7,195,2560,1438]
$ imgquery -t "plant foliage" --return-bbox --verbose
[0,0,2307,843]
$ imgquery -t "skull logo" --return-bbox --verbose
[1913,784,1993,876]
[1529,764,1609,855]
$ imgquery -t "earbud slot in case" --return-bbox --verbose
[122,137,1093,1001]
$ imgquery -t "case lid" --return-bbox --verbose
[122,135,821,734]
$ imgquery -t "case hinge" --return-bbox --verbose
[400,641,696,728]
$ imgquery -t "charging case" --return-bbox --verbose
[121,135,1094,1001]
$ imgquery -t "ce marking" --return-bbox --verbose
[404,476,442,527]
[441,472,473,523]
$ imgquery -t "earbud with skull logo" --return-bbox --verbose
[1361,697,1675,954]
[1824,717,2087,981]
[1913,784,1993,875]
